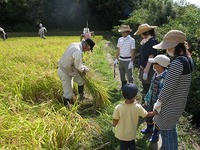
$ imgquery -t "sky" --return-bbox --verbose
[174,0,200,7]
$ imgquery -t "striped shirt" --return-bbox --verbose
[117,35,135,61]
[154,56,192,130]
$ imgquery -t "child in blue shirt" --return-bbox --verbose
[141,55,170,142]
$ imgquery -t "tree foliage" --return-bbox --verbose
[0,0,141,31]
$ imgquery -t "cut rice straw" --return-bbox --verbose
[80,71,110,108]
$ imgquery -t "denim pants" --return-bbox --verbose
[160,126,178,150]
[119,139,136,150]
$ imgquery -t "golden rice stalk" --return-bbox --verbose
[81,73,110,108]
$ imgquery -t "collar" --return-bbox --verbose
[156,69,168,78]
[140,35,153,45]
[122,35,130,40]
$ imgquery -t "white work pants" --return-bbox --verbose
[58,68,85,99]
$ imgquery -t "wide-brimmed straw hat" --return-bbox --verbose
[153,30,186,49]
[118,25,132,32]
[134,23,157,35]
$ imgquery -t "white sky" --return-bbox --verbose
[174,0,200,7]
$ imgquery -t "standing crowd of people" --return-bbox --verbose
[112,24,194,150]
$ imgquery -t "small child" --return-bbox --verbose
[38,23,47,39]
[141,55,170,142]
[113,83,157,150]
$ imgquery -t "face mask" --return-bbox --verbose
[167,50,174,57]
[153,66,158,73]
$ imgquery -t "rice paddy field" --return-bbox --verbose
[0,35,199,150]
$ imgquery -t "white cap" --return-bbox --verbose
[148,55,170,67]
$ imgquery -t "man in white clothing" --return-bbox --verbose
[0,27,7,41]
[58,38,95,106]
[38,23,47,39]
[114,25,135,88]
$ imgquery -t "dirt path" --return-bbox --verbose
[105,41,121,89]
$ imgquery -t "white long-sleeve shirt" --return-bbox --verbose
[58,42,86,76]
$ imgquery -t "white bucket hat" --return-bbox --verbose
[118,25,132,32]
[153,30,186,49]
[134,23,157,35]
[148,55,170,68]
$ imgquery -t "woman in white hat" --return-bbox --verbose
[134,24,158,97]
[114,25,135,88]
[153,30,193,150]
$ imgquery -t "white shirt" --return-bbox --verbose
[117,35,135,61]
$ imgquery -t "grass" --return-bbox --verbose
[0,35,199,149]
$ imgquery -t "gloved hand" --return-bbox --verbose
[114,59,118,65]
[83,66,89,72]
[153,100,162,114]
[128,61,134,69]
[143,72,148,80]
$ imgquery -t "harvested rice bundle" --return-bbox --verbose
[81,73,110,108]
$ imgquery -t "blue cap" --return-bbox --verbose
[122,83,138,99]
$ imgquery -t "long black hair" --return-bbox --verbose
[174,43,187,57]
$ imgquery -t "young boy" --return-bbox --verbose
[141,55,170,142]
[113,83,157,150]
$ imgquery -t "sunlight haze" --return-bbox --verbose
[174,0,200,7]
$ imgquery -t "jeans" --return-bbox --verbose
[119,139,136,150]
[160,126,178,150]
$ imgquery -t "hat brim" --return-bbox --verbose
[148,58,156,63]
[153,41,179,49]
[134,26,157,35]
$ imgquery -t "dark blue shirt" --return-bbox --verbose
[139,37,158,68]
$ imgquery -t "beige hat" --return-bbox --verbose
[153,30,186,49]
[118,25,132,32]
[148,55,170,67]
[134,23,157,35]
